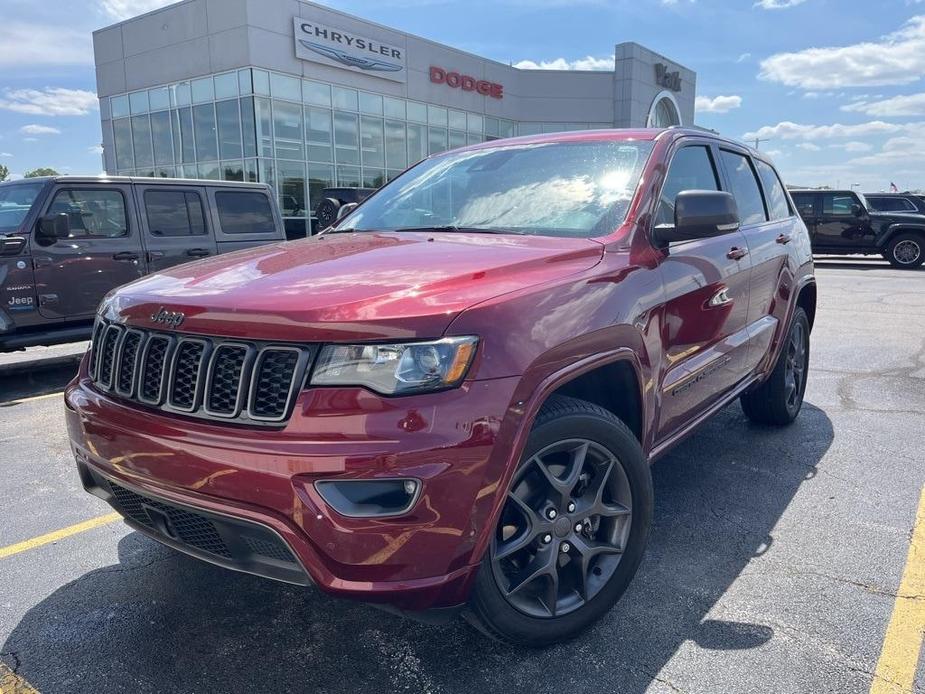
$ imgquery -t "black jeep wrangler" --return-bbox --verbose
[791,189,925,268]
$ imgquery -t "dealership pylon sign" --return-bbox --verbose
[294,18,407,83]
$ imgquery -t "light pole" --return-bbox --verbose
[753,137,770,150]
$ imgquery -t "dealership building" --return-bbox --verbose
[93,0,697,235]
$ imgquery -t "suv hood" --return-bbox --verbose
[108,231,604,342]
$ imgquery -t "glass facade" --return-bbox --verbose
[106,68,607,231]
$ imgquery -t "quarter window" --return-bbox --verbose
[755,159,791,221]
[656,145,719,227]
[719,150,767,226]
[215,191,276,234]
[48,189,128,238]
[792,193,815,217]
[144,191,206,237]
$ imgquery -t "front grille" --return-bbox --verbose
[108,481,232,559]
[89,319,313,426]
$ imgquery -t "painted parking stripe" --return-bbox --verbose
[870,487,925,694]
[0,662,40,694]
[0,392,63,407]
[0,513,122,560]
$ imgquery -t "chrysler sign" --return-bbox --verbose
[294,18,407,83]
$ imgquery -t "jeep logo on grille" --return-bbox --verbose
[150,307,185,329]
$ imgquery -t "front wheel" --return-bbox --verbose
[741,307,810,425]
[465,395,653,647]
[884,233,925,269]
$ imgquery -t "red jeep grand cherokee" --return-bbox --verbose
[66,128,815,646]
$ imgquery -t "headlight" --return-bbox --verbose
[310,336,478,395]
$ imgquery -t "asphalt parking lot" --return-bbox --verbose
[1,258,923,694]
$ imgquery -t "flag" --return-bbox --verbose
[890,182,899,192]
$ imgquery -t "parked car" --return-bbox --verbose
[314,187,376,229]
[864,192,925,215]
[66,129,816,646]
[791,188,925,268]
[0,176,286,351]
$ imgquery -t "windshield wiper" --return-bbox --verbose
[394,225,527,235]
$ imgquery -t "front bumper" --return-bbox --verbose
[66,368,522,610]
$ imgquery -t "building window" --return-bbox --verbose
[333,111,359,165]
[360,116,384,168]
[216,99,243,160]
[278,160,306,216]
[113,118,134,170]
[150,111,174,166]
[333,86,358,111]
[192,104,218,161]
[273,100,304,160]
[385,119,407,170]
[306,107,333,162]
[131,115,154,168]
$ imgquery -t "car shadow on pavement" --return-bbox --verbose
[3,402,833,694]
[0,361,79,404]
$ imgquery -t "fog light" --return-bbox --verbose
[315,479,421,518]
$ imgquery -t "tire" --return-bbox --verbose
[740,307,810,426]
[465,395,653,647]
[883,232,925,269]
[315,197,341,229]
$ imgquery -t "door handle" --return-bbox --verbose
[113,251,139,261]
[726,247,749,261]
[776,233,792,245]
[186,248,211,258]
[147,251,165,262]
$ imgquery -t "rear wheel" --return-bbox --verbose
[741,307,810,425]
[884,232,925,269]
[466,395,652,647]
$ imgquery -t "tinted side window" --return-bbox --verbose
[792,193,815,217]
[719,150,767,226]
[144,190,206,237]
[215,191,276,235]
[656,146,719,226]
[755,160,791,221]
[48,189,128,238]
[823,194,859,216]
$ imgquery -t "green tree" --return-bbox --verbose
[24,167,59,178]
[0,164,8,182]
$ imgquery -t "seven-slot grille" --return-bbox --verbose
[88,319,314,425]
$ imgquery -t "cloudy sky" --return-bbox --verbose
[1,0,924,190]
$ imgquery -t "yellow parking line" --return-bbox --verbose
[871,487,925,694]
[0,392,63,406]
[0,513,122,560]
[0,662,39,694]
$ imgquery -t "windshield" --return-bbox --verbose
[342,139,654,238]
[0,182,44,234]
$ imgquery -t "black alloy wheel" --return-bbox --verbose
[740,306,811,425]
[490,439,632,618]
[466,395,653,647]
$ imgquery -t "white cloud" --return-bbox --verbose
[763,149,785,157]
[842,93,925,117]
[755,0,807,8]
[19,124,61,136]
[0,88,98,117]
[99,0,177,20]
[513,56,613,70]
[796,142,822,151]
[830,141,874,152]
[0,22,91,67]
[736,53,752,63]
[742,120,924,141]
[0,153,12,158]
[694,95,743,113]
[759,16,925,89]
[88,145,105,154]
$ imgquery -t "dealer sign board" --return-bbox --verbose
[294,18,407,83]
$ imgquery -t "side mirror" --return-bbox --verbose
[35,213,70,245]
[851,203,865,218]
[336,202,358,221]
[654,190,740,245]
